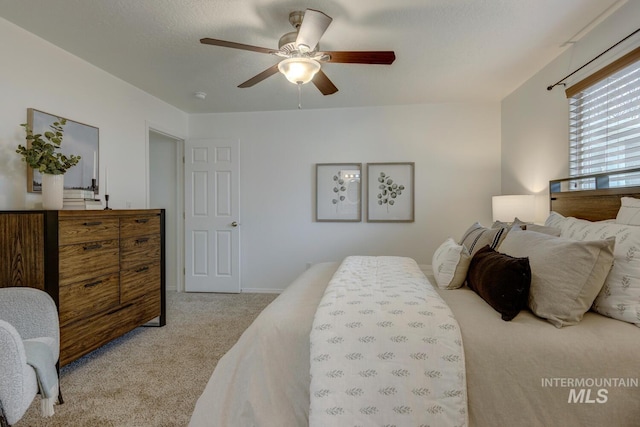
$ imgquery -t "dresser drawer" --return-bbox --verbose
[120,234,161,270]
[120,215,160,239]
[0,213,45,289]
[59,239,120,286]
[58,273,119,326]
[60,291,161,366]
[121,262,161,303]
[59,218,119,245]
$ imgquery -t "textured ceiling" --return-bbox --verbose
[0,0,623,113]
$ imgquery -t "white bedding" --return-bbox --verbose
[190,261,640,427]
[309,256,467,426]
[189,262,337,427]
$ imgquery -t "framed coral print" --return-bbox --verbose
[367,162,414,222]
[26,108,100,193]
[316,163,362,222]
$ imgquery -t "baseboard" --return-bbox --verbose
[241,288,283,294]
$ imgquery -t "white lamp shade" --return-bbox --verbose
[492,195,535,223]
[278,57,321,84]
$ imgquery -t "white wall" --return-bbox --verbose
[501,0,640,222]
[0,17,187,210]
[190,103,501,291]
[0,15,502,293]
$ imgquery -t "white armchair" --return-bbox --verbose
[0,287,60,426]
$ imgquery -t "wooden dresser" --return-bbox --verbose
[0,209,166,366]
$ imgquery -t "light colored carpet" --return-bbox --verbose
[16,291,278,427]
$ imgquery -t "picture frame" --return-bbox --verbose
[26,108,100,193]
[316,163,362,222]
[367,162,415,222]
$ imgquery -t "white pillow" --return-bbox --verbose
[432,238,471,290]
[616,197,640,225]
[560,216,640,327]
[500,228,615,328]
[544,211,567,230]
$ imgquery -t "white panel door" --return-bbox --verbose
[184,138,240,292]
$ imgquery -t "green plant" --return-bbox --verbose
[16,118,81,175]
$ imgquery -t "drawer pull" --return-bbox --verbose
[107,303,134,316]
[135,238,149,244]
[83,221,103,227]
[83,243,103,251]
[135,218,150,224]
[135,266,150,273]
[84,280,103,288]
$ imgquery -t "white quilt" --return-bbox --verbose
[309,256,468,427]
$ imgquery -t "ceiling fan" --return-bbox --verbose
[200,9,396,95]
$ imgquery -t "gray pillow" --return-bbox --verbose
[507,217,560,236]
[492,217,560,237]
[520,223,561,237]
[499,228,615,328]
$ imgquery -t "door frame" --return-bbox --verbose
[145,121,186,292]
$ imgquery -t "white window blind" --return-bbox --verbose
[568,47,640,189]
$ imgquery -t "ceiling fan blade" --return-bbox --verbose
[200,38,277,55]
[322,51,396,65]
[295,9,332,52]
[237,64,280,88]
[312,70,338,95]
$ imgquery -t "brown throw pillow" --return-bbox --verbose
[466,245,531,321]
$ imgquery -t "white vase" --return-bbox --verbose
[41,173,64,210]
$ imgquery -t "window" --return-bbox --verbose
[567,46,640,189]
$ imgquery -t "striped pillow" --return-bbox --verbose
[458,222,509,256]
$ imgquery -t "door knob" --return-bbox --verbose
[231,221,238,227]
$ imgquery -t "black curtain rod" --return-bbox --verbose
[547,28,640,91]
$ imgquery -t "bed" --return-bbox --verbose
[189,187,640,427]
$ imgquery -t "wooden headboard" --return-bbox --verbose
[550,186,640,221]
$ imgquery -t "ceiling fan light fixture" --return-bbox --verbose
[278,57,320,85]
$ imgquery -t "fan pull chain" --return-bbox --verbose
[297,83,302,109]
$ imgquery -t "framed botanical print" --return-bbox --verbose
[367,162,414,222]
[316,163,362,222]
